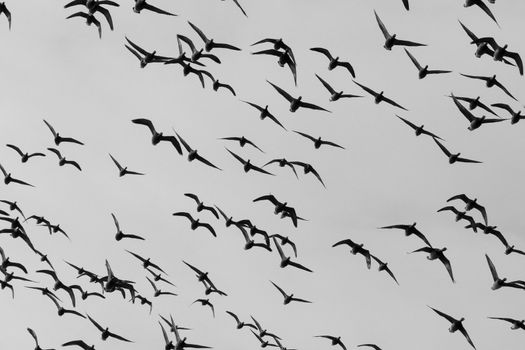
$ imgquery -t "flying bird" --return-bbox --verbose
[491,103,525,125]
[27,327,56,350]
[125,37,172,68]
[177,34,221,64]
[460,73,517,101]
[6,144,45,163]
[0,163,34,187]
[66,12,102,38]
[267,80,330,113]
[242,101,287,130]
[220,136,264,153]
[488,317,525,331]
[132,0,176,16]
[188,21,241,52]
[395,115,444,140]
[252,48,297,85]
[64,0,119,31]
[411,246,455,282]
[109,154,144,176]
[192,298,215,317]
[379,223,431,247]
[147,277,177,297]
[111,213,145,241]
[131,118,182,154]
[43,119,84,146]
[290,161,325,187]
[353,80,407,110]
[212,79,236,96]
[374,10,426,50]
[315,335,347,350]
[270,281,311,305]
[452,95,498,116]
[87,315,132,342]
[447,194,487,224]
[62,340,95,350]
[450,94,505,131]
[126,250,166,274]
[429,306,476,349]
[47,148,82,171]
[485,254,525,291]
[263,158,298,178]
[253,194,299,227]
[227,149,274,175]
[437,206,477,229]
[273,237,313,272]
[463,0,498,26]
[294,130,345,149]
[404,49,451,79]
[0,2,11,30]
[332,238,372,269]
[315,75,362,102]
[176,132,222,170]
[310,47,355,77]
[370,255,399,285]
[184,193,219,218]
[470,37,522,75]
[252,38,295,63]
[172,212,217,237]
[226,310,257,330]
[433,138,482,165]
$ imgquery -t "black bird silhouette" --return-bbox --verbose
[463,0,498,26]
[374,10,426,50]
[37,269,77,305]
[131,118,182,154]
[212,79,236,96]
[315,75,362,102]
[0,200,24,218]
[450,94,505,131]
[179,62,215,88]
[242,101,287,130]
[404,49,451,79]
[251,316,281,340]
[62,340,95,349]
[290,161,325,187]
[43,119,84,146]
[173,212,217,237]
[447,194,487,224]
[6,144,45,163]
[315,335,347,350]
[267,80,330,113]
[433,138,482,165]
[64,0,119,31]
[459,21,512,63]
[252,38,295,63]
[429,306,476,349]
[188,21,241,52]
[66,12,102,39]
[466,223,507,247]
[253,48,297,85]
[460,73,517,101]
[132,0,176,16]
[358,344,383,350]
[485,254,525,291]
[111,213,145,241]
[227,149,274,175]
[0,163,34,187]
[220,136,264,153]
[488,317,525,331]
[236,224,272,252]
[0,2,11,30]
[437,206,478,229]
[491,103,525,125]
[126,250,166,274]
[396,115,443,140]
[263,158,298,178]
[147,268,175,287]
[452,95,498,116]
[109,154,144,177]
[270,234,297,257]
[184,193,219,218]
[270,281,311,305]
[253,194,299,227]
[332,238,372,269]
[27,327,56,350]
[0,278,14,298]
[250,330,278,348]
[471,37,522,75]
[273,237,312,272]
[353,80,407,110]
[125,37,172,68]
[147,277,177,297]
[46,295,85,319]
[47,148,82,171]
[192,298,215,317]
[226,310,257,330]
[176,132,222,170]
[177,35,221,64]
[215,206,252,228]
[294,130,345,150]
[411,246,455,282]
[370,255,399,285]
[310,47,355,77]
[87,315,132,342]
[380,223,431,246]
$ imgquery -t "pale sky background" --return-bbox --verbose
[0,0,524,349]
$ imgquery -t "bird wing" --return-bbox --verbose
[109,154,123,171]
[374,10,390,39]
[315,74,336,94]
[404,49,422,70]
[6,144,23,156]
[142,2,176,16]
[310,47,333,60]
[267,80,294,102]
[485,254,499,281]
[451,94,475,122]
[433,138,451,157]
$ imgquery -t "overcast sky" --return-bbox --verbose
[0,0,524,349]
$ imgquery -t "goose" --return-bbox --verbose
[87,315,132,342]
[177,35,221,64]
[437,206,477,229]
[109,154,144,177]
[251,330,277,348]
[379,223,431,246]
[353,80,407,110]
[0,164,34,187]
[36,269,77,306]
[263,158,298,178]
[43,119,84,146]
[252,38,295,63]
[461,73,517,101]
[267,80,330,113]
[111,213,145,241]
[253,194,299,227]
[66,12,102,38]
[404,49,451,79]
[294,130,345,149]
[227,149,274,175]
[184,193,219,218]
[429,306,476,349]
[488,317,525,331]
[125,37,172,68]
[251,316,281,340]
[332,238,372,269]
[370,255,399,285]
[252,48,297,85]
[471,38,522,75]
[237,225,272,251]
[220,136,264,153]
[47,148,82,171]
[172,212,216,237]
[270,234,297,257]
[447,194,487,224]
[131,118,182,154]
[374,10,426,50]
[64,0,118,30]
[62,340,95,350]
[147,277,177,297]
[273,237,312,272]
[463,0,498,26]
[242,101,287,130]
[226,311,257,330]
[315,335,347,350]
[6,144,45,163]
[395,115,444,140]
[176,132,221,170]
[27,327,56,350]
[485,254,525,291]
[127,250,166,274]
[0,200,24,218]
[132,0,176,16]
[310,47,355,77]
[411,246,455,282]
[215,206,252,228]
[290,161,325,187]
[0,2,11,30]
[452,95,498,116]
[188,21,240,52]
[192,298,215,317]
[450,93,505,131]
[46,295,85,319]
[491,103,525,124]
[270,281,311,305]
[146,268,175,287]
[212,79,236,96]
[180,62,215,88]
[433,138,482,165]
[315,75,362,102]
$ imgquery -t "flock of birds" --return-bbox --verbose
[0,0,524,350]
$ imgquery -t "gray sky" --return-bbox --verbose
[0,0,524,349]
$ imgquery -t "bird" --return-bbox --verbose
[66,12,102,39]
[109,154,144,176]
[242,101,287,130]
[294,130,345,149]
[310,47,355,77]
[179,62,215,88]
[0,2,11,30]
[146,268,175,287]
[273,237,312,272]
[220,136,264,153]
[159,314,191,334]
[253,194,299,227]
[46,295,85,319]
[504,244,525,256]
[188,21,241,52]
[332,238,372,269]
[488,317,525,331]
[357,345,383,350]
[433,138,482,165]
[370,255,399,285]
[353,80,407,110]
[6,144,45,163]
[458,21,510,61]
[252,38,295,63]
[64,0,119,31]
[485,254,525,291]
[236,225,272,252]
[226,149,274,175]
[452,96,498,116]
[0,163,34,187]
[411,246,455,282]
[290,161,325,187]
[463,0,498,26]
[212,79,236,96]
[172,212,217,237]
[125,37,172,68]
[192,298,215,317]
[0,200,24,218]
[43,119,84,146]
[176,132,222,170]
[251,316,281,340]
[111,213,145,241]
[27,327,56,350]
[47,148,82,171]
[374,10,426,50]
[263,158,298,178]
[446,194,488,224]
[315,335,347,350]
[147,277,177,297]
[437,206,478,229]
[491,103,525,125]
[379,223,432,247]
[267,80,330,113]
[404,49,451,79]
[270,234,297,257]
[131,118,182,154]
[215,206,252,228]
[226,310,257,330]
[395,115,444,140]
[132,0,176,16]
[87,315,132,342]
[252,48,297,85]
[250,330,278,348]
[460,74,517,101]
[184,193,219,218]
[177,34,221,65]
[126,250,166,274]
[450,94,505,131]
[429,306,476,349]
[62,340,95,350]
[315,75,362,102]
[270,281,311,305]
[470,37,522,75]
